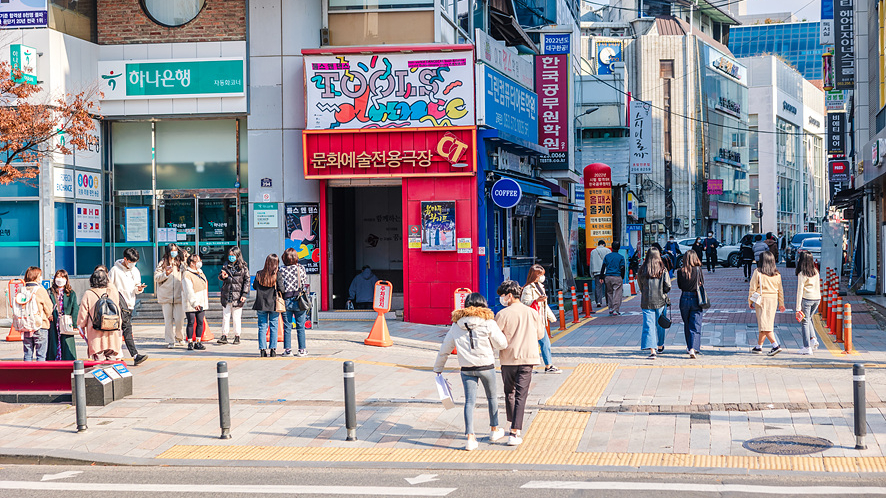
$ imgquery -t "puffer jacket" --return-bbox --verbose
[433,307,508,372]
[154,261,183,305]
[219,263,250,308]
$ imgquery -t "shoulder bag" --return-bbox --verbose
[295,265,312,311]
[657,276,672,328]
[749,271,763,306]
[696,267,711,310]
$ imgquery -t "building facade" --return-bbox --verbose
[729,21,824,82]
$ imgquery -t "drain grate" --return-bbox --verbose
[743,435,833,455]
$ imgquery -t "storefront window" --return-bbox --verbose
[0,201,40,276]
[112,122,153,191]
[156,120,238,190]
[511,215,531,257]
[328,0,433,10]
[55,202,74,273]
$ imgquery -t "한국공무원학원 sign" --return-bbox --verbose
[98,58,245,100]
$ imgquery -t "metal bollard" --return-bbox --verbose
[557,291,566,331]
[854,363,867,450]
[570,286,580,323]
[217,361,232,439]
[72,360,87,432]
[343,361,357,441]
[843,304,853,354]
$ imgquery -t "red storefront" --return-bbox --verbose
[302,46,479,325]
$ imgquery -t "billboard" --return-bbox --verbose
[536,54,569,168]
[827,112,845,156]
[476,65,538,144]
[834,0,855,89]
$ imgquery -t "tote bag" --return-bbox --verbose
[696,268,711,310]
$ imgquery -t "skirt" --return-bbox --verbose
[755,296,778,331]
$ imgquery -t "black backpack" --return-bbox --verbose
[91,290,121,331]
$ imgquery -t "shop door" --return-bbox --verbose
[158,197,197,262]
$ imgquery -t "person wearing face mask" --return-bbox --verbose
[217,246,249,346]
[155,243,186,348]
[494,280,544,446]
[17,266,54,361]
[48,269,78,361]
[520,265,560,374]
[108,247,148,366]
[182,254,209,351]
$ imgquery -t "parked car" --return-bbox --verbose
[676,238,742,268]
[785,232,821,267]
[798,237,822,265]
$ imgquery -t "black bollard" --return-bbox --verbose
[344,361,357,441]
[217,361,232,439]
[72,360,87,432]
[854,363,867,450]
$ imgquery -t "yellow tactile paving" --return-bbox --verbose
[544,363,619,407]
[813,313,860,357]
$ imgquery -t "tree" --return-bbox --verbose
[0,61,101,185]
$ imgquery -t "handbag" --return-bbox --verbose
[657,277,672,328]
[60,314,75,335]
[696,268,711,310]
[749,271,763,306]
[275,292,286,313]
[296,291,312,311]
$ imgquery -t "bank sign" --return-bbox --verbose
[476,65,538,144]
[303,49,475,130]
[97,58,245,100]
[10,44,36,84]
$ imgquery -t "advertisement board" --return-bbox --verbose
[75,170,101,200]
[629,100,652,174]
[536,54,569,168]
[476,65,538,144]
[53,168,74,199]
[475,29,533,89]
[825,90,846,111]
[303,49,475,130]
[596,40,623,75]
[421,201,456,252]
[302,127,476,179]
[97,59,245,100]
[834,0,855,89]
[285,203,321,275]
[827,112,846,156]
[75,204,101,242]
[821,0,834,45]
[583,163,613,261]
[829,159,850,182]
[704,45,747,83]
[0,1,47,28]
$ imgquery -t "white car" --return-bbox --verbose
[798,237,822,265]
[676,238,743,267]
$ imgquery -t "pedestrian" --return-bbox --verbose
[253,253,284,357]
[589,240,611,307]
[703,231,719,272]
[749,251,786,356]
[154,243,185,349]
[691,237,704,260]
[764,232,779,262]
[638,248,670,359]
[347,265,378,309]
[15,266,53,361]
[677,251,705,359]
[48,269,78,361]
[778,231,787,263]
[108,248,148,366]
[753,234,768,264]
[601,241,626,315]
[795,251,821,355]
[217,246,249,346]
[279,247,309,357]
[664,235,681,278]
[77,267,123,361]
[182,254,209,351]
[521,264,561,374]
[495,280,544,446]
[433,292,508,451]
[740,237,756,282]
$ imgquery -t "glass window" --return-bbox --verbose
[329,0,433,10]
[141,0,206,27]
[49,0,97,42]
[156,120,237,190]
[55,203,74,273]
[0,176,39,197]
[0,201,40,276]
[112,122,153,191]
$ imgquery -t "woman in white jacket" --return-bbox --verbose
[433,293,508,451]
[521,265,561,373]
[181,254,209,351]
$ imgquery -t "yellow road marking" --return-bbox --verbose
[545,363,618,407]
[813,313,859,357]
[550,294,638,344]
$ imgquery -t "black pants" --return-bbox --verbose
[186,310,205,341]
[355,302,372,310]
[743,261,753,279]
[706,253,717,271]
[119,305,138,357]
[500,365,533,431]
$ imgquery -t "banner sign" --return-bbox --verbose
[829,158,850,182]
[707,179,724,195]
[75,204,101,242]
[98,59,245,100]
[825,90,846,111]
[583,163,613,261]
[629,100,652,174]
[421,201,456,252]
[477,65,538,144]
[0,1,47,28]
[596,40,623,75]
[536,54,569,168]
[284,203,321,274]
[821,0,834,45]
[475,29,533,89]
[303,49,474,130]
[10,44,37,84]
[834,0,855,89]
[827,112,846,156]
[75,170,101,200]
[542,34,571,55]
[302,127,476,179]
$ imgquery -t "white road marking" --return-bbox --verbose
[405,474,440,485]
[521,481,886,495]
[41,471,83,481]
[0,481,456,496]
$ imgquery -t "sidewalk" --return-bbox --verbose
[2,266,886,474]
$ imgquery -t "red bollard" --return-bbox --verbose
[835,298,844,343]
[582,283,592,318]
[842,304,853,354]
[557,291,566,331]
[570,286,580,324]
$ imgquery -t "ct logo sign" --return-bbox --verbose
[491,178,522,209]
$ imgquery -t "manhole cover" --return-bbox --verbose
[742,435,833,455]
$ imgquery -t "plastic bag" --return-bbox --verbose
[434,373,455,410]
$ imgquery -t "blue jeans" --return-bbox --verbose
[538,333,553,366]
[641,306,667,350]
[460,368,499,435]
[800,298,819,348]
[680,292,704,352]
[283,298,308,351]
[22,328,48,361]
[257,311,279,350]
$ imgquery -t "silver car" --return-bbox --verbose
[798,237,822,264]
[676,238,743,267]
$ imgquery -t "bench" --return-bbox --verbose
[0,360,123,392]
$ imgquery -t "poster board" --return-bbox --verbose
[284,203,320,275]
[421,201,456,251]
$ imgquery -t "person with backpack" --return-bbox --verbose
[15,266,54,361]
[77,267,123,361]
[217,246,249,346]
[108,248,148,366]
[252,253,284,357]
[279,247,309,357]
[154,243,186,348]
[48,269,78,361]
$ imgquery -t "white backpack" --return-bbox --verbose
[12,287,42,332]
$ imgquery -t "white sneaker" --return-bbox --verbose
[507,434,523,446]
[166,343,175,349]
[465,439,479,451]
[812,339,820,351]
[490,428,505,441]
[797,347,812,355]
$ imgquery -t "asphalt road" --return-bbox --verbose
[1,464,885,497]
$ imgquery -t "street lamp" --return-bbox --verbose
[575,107,600,152]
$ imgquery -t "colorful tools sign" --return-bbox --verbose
[285,203,320,274]
[303,49,474,130]
[583,163,613,263]
[421,201,456,252]
[302,127,476,179]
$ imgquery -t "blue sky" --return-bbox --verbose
[745,0,821,21]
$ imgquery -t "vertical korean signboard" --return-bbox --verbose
[583,163,613,264]
[629,100,652,174]
[834,0,855,89]
[827,112,846,156]
[821,0,834,45]
[536,33,570,168]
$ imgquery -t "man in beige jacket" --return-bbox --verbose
[495,280,544,446]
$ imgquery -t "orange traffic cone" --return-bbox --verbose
[265,315,285,343]
[201,319,215,342]
[629,270,637,296]
[365,312,392,347]
[5,325,21,341]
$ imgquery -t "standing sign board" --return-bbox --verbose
[834,0,855,89]
[284,203,320,274]
[583,163,613,263]
[373,281,393,313]
[629,100,652,174]
[453,288,472,310]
